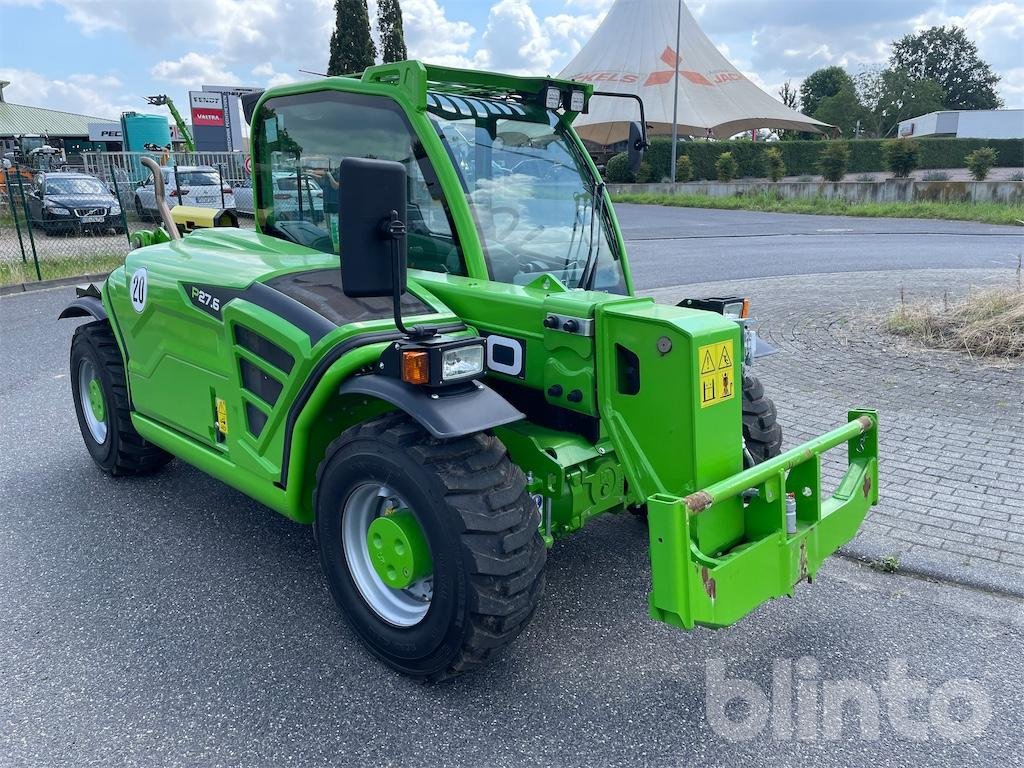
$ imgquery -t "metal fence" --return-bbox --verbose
[1,153,253,289]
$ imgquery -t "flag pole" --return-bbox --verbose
[669,0,682,183]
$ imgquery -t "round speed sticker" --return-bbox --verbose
[130,268,148,313]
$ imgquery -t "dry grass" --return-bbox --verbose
[886,275,1024,359]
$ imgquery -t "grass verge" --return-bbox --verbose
[886,284,1024,359]
[612,191,1024,226]
[0,253,125,287]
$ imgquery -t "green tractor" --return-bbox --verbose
[61,62,878,681]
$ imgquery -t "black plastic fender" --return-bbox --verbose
[339,375,524,439]
[58,284,107,321]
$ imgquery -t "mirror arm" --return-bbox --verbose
[382,210,435,339]
[592,91,650,149]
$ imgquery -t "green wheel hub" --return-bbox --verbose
[366,509,432,590]
[87,378,106,422]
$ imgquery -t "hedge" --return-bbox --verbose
[639,137,1024,181]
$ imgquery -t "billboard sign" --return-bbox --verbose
[202,85,261,152]
[190,91,229,151]
[88,122,123,142]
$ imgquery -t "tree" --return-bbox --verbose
[818,141,850,182]
[889,26,1002,110]
[800,66,854,115]
[764,147,786,182]
[377,0,408,63]
[812,83,869,138]
[715,152,738,182]
[856,68,946,138]
[328,0,377,76]
[883,139,921,178]
[778,80,798,110]
[965,147,997,180]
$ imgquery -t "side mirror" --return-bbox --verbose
[628,121,645,176]
[339,157,408,299]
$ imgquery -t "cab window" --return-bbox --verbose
[254,90,466,276]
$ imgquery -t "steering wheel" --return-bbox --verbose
[489,205,520,240]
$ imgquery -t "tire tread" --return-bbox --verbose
[315,412,545,682]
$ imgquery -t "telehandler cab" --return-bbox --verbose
[61,61,879,681]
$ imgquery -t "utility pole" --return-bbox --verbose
[669,0,682,183]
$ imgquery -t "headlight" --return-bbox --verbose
[569,89,586,112]
[110,204,121,215]
[544,86,563,110]
[442,344,484,382]
[47,205,70,215]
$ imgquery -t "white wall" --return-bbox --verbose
[898,109,1024,140]
[955,110,1024,139]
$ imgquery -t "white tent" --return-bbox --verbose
[559,0,831,145]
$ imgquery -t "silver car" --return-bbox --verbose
[134,165,236,219]
[232,172,324,221]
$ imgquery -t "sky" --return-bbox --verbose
[0,0,1020,123]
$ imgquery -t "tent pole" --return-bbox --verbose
[669,0,682,183]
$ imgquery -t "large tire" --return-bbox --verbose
[70,320,173,476]
[742,372,783,466]
[314,413,545,681]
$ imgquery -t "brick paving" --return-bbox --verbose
[647,267,1024,594]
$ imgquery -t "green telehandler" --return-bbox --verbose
[61,61,878,681]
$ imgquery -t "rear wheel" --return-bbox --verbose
[742,372,783,466]
[315,413,545,681]
[70,320,173,475]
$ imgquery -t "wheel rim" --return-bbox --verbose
[342,483,433,627]
[78,359,108,444]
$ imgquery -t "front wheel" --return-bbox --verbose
[742,372,783,466]
[315,413,545,681]
[70,320,173,475]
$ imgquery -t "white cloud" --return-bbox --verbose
[0,67,135,119]
[151,52,240,89]
[402,0,478,67]
[478,0,557,73]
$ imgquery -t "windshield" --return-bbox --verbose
[165,170,221,186]
[429,102,626,293]
[45,177,107,196]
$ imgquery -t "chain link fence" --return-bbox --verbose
[1,151,252,289]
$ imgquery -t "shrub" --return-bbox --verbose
[883,139,921,178]
[856,173,876,182]
[818,141,850,181]
[715,152,738,182]
[674,155,693,183]
[965,147,998,181]
[605,153,634,183]
[630,137,1024,183]
[635,161,657,183]
[764,147,786,182]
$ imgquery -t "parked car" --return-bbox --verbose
[26,172,124,235]
[232,172,324,222]
[134,165,236,219]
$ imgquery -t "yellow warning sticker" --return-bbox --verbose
[697,339,736,408]
[215,397,229,435]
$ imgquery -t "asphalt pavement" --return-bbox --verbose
[615,203,1023,287]
[2,207,1023,767]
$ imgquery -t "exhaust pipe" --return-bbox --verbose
[140,156,180,240]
